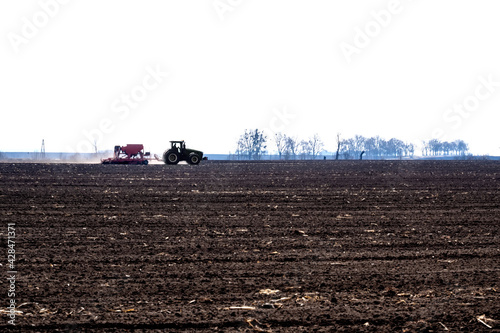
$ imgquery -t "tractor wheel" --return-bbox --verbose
[164,150,179,165]
[142,160,149,165]
[188,153,201,165]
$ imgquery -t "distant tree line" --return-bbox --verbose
[338,135,413,160]
[421,139,469,156]
[233,129,470,160]
[234,130,325,160]
[338,137,468,159]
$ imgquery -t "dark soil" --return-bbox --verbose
[0,160,499,332]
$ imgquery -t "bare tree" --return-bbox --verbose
[237,129,267,160]
[388,138,405,158]
[354,135,365,154]
[237,131,253,159]
[274,132,286,160]
[341,138,356,159]
[449,141,458,155]
[284,136,298,160]
[335,133,341,160]
[252,129,267,159]
[422,140,430,156]
[428,139,441,156]
[309,133,324,159]
[406,143,415,157]
[299,140,312,159]
[364,137,377,159]
[456,140,469,155]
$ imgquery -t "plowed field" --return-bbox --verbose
[0,161,499,332]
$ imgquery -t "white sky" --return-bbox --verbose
[1,0,499,155]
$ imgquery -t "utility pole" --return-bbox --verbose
[335,133,341,160]
[41,139,46,159]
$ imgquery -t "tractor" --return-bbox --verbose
[163,141,204,165]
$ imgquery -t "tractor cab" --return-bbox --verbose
[170,141,186,153]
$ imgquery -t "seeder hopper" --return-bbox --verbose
[101,144,160,165]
